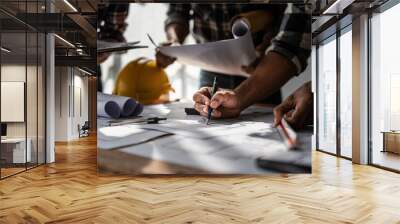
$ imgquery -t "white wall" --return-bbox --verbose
[72,73,89,138]
[55,66,69,141]
[1,64,46,164]
[54,67,89,141]
[1,65,26,141]
[1,65,33,137]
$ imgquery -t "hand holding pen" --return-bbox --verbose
[193,83,243,120]
[206,77,218,124]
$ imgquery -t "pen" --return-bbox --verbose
[147,33,158,48]
[276,119,297,148]
[206,77,218,125]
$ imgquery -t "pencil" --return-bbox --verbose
[206,77,217,125]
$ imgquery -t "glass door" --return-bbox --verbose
[370,2,400,171]
[26,0,46,169]
[0,0,46,179]
[0,29,28,178]
[317,35,337,155]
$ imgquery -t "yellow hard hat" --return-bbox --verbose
[113,57,174,105]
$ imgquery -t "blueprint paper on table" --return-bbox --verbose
[159,20,256,77]
[98,125,171,150]
[140,119,275,139]
[97,101,311,174]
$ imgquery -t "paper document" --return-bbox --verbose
[98,125,171,150]
[140,119,274,139]
[97,40,148,53]
[159,20,256,77]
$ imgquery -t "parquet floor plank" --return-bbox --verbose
[0,135,399,223]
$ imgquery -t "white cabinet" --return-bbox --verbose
[1,138,32,163]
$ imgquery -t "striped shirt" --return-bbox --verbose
[98,3,130,42]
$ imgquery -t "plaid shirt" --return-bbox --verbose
[166,3,311,74]
[98,4,130,42]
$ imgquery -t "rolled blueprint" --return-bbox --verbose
[97,100,121,118]
[97,92,137,117]
[131,103,144,117]
[231,19,257,68]
[159,19,256,77]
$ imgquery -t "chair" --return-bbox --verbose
[78,121,90,138]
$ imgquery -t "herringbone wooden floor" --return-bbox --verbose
[0,135,399,224]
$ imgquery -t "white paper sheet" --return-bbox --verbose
[139,119,274,139]
[97,92,138,117]
[98,125,171,150]
[159,20,256,77]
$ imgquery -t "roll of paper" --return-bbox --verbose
[131,103,144,117]
[97,100,121,118]
[98,92,137,117]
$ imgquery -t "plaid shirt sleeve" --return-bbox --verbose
[98,4,130,42]
[265,3,311,74]
[165,4,191,31]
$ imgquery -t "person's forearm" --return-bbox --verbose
[234,51,297,109]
